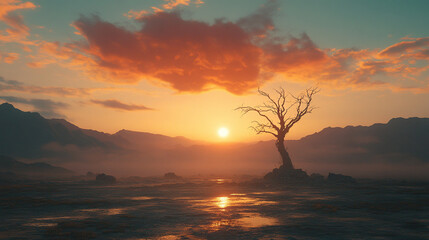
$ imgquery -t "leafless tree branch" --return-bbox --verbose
[236,86,319,169]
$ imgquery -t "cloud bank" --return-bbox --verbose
[16,0,429,94]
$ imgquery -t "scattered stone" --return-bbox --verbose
[95,173,116,184]
[164,172,182,180]
[310,173,325,182]
[86,171,96,180]
[327,173,356,184]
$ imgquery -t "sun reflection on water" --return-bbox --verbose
[205,194,281,229]
[216,196,229,209]
[237,213,279,228]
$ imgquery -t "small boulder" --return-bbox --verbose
[327,173,356,184]
[310,173,325,182]
[164,172,182,180]
[264,166,309,183]
[95,173,116,184]
[86,171,96,180]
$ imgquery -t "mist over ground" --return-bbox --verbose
[1,103,428,180]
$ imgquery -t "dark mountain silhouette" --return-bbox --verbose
[113,129,197,149]
[0,103,109,158]
[0,102,428,179]
[285,118,429,178]
[0,103,196,159]
[287,117,429,164]
[0,155,73,179]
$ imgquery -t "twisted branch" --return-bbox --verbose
[236,86,319,137]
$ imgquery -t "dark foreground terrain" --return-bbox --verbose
[0,178,428,239]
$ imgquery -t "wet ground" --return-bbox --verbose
[0,178,428,239]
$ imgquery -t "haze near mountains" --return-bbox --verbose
[0,103,428,179]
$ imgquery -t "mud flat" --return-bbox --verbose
[0,178,428,239]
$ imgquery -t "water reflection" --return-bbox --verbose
[155,235,180,240]
[237,213,279,228]
[208,212,279,230]
[216,178,224,184]
[26,215,88,228]
[209,178,233,184]
[216,196,229,209]
[219,194,277,207]
[196,193,280,230]
[191,193,278,210]
[23,222,58,227]
[128,196,153,201]
[79,207,126,216]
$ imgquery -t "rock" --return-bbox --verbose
[264,166,309,183]
[0,171,19,182]
[310,173,325,182]
[164,172,182,180]
[86,171,96,180]
[95,173,116,184]
[327,173,356,184]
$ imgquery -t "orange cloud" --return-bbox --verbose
[70,13,262,94]
[379,37,429,57]
[162,0,191,9]
[0,0,37,43]
[91,99,154,111]
[28,2,428,94]
[263,34,326,73]
[125,0,204,20]
[412,49,429,60]
[1,52,19,63]
[263,34,429,90]
[124,10,148,19]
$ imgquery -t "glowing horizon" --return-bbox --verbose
[0,0,428,142]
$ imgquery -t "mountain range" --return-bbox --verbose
[0,102,428,179]
[0,155,73,180]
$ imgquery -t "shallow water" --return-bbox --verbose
[0,179,428,239]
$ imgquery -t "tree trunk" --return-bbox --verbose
[276,139,294,170]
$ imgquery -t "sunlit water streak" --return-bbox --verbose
[25,215,88,228]
[187,193,281,230]
[79,207,126,215]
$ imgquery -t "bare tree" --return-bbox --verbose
[236,87,319,170]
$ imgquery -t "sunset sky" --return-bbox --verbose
[1,0,428,142]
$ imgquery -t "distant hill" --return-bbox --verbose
[285,117,429,178]
[0,103,109,158]
[288,117,429,163]
[113,129,197,149]
[0,155,74,179]
[0,102,428,179]
[0,103,197,158]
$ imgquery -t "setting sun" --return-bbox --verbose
[217,127,229,138]
[0,1,428,239]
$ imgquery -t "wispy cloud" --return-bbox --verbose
[0,95,68,118]
[0,76,21,86]
[124,10,149,19]
[125,0,204,19]
[379,37,429,57]
[0,52,19,63]
[91,99,154,111]
[0,76,90,96]
[162,0,191,10]
[0,0,38,44]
